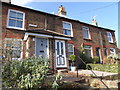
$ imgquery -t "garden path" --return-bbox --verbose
[71,70,118,77]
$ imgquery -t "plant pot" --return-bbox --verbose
[71,66,76,71]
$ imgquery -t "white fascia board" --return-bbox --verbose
[54,36,71,40]
[24,32,71,40]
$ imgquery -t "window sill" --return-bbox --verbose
[7,26,25,30]
[83,38,92,41]
[63,34,73,37]
[109,42,114,44]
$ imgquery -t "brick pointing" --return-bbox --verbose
[2,2,117,70]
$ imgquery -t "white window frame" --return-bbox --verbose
[82,26,91,39]
[62,21,73,37]
[7,9,25,30]
[4,38,23,60]
[68,44,74,59]
[107,32,113,43]
[84,45,93,58]
[110,48,115,54]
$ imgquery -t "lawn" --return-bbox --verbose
[87,64,119,73]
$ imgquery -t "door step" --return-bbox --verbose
[57,69,68,73]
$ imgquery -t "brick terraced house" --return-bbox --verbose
[1,1,117,72]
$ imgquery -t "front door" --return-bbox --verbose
[55,40,67,68]
[96,47,101,63]
[35,38,48,60]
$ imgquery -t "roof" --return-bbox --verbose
[26,29,72,38]
[2,2,115,32]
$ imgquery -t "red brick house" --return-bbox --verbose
[1,2,117,72]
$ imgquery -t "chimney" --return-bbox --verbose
[92,18,98,26]
[58,5,67,17]
[0,0,11,3]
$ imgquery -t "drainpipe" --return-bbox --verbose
[99,31,104,64]
[52,36,55,73]
[0,1,2,57]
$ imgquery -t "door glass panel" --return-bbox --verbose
[57,57,60,65]
[57,42,59,55]
[61,42,64,55]
[61,57,65,65]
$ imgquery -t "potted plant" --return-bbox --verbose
[69,55,76,71]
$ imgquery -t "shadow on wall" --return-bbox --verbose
[74,48,86,69]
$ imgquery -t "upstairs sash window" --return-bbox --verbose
[7,9,25,29]
[63,21,72,36]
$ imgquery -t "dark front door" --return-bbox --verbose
[96,47,101,63]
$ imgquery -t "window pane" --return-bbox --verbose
[85,49,92,58]
[107,32,111,37]
[61,42,64,55]
[110,48,115,54]
[84,45,92,58]
[9,19,16,27]
[63,22,71,29]
[107,32,113,42]
[63,29,71,35]
[57,42,59,55]
[83,30,89,38]
[68,44,73,52]
[9,11,16,19]
[108,37,112,42]
[84,45,91,49]
[8,10,24,29]
[17,13,23,20]
[63,29,67,35]
[12,50,21,58]
[68,44,74,60]
[67,30,71,35]
[83,26,89,30]
[16,21,23,28]
[63,22,72,36]
[5,38,22,59]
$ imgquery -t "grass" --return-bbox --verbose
[87,64,119,73]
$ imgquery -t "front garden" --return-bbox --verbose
[87,64,119,73]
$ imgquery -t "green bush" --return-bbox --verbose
[69,55,76,62]
[92,56,99,64]
[69,55,76,66]
[2,57,49,89]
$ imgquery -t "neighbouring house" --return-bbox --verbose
[1,1,117,72]
[118,49,120,55]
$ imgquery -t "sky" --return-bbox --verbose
[11,0,119,47]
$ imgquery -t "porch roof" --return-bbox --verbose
[24,29,72,40]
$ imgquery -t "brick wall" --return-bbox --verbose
[2,2,117,70]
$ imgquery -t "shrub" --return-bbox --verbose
[78,44,93,69]
[103,56,111,64]
[2,57,49,89]
[92,56,99,64]
[107,54,120,64]
[69,55,76,66]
